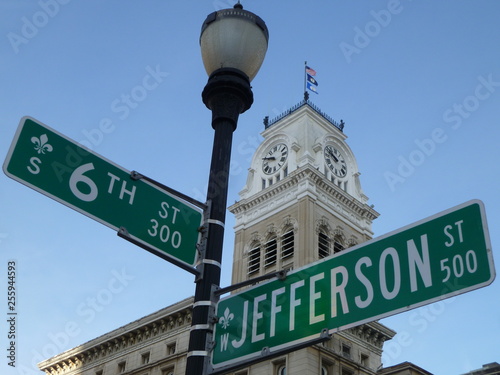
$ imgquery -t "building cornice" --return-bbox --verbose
[264,99,345,133]
[342,321,396,351]
[229,165,379,229]
[38,297,194,375]
[378,361,434,375]
[310,170,379,221]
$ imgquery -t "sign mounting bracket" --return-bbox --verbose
[213,269,288,298]
[208,328,331,375]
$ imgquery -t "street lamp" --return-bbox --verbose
[185,3,269,375]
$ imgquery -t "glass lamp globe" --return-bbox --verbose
[200,3,269,82]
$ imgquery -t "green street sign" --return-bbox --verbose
[3,117,204,272]
[212,200,495,369]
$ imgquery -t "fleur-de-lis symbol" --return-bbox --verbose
[219,307,234,330]
[31,134,53,154]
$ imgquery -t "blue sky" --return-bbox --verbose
[1,1,499,374]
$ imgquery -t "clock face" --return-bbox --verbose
[262,143,288,175]
[324,145,347,177]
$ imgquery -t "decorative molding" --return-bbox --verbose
[264,224,278,239]
[281,215,298,233]
[333,225,345,238]
[312,142,322,153]
[291,141,301,152]
[39,301,193,375]
[347,324,391,349]
[247,232,262,246]
[315,217,332,234]
[230,166,379,228]
[347,235,359,247]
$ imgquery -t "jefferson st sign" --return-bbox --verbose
[212,200,495,369]
[3,117,203,272]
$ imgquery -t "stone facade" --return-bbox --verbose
[38,298,193,375]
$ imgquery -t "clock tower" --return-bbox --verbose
[229,99,379,285]
[226,98,394,374]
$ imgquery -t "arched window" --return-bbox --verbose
[277,365,286,375]
[247,243,261,275]
[333,235,345,254]
[281,228,294,260]
[318,230,330,259]
[264,235,277,268]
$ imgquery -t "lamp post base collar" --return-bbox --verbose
[202,68,254,130]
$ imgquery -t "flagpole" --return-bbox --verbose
[304,61,307,100]
[304,63,318,97]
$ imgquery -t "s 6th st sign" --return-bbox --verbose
[3,117,204,272]
[212,200,495,370]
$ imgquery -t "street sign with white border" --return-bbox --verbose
[3,116,204,271]
[212,200,495,369]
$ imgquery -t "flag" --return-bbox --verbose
[305,65,318,94]
[307,74,318,86]
[306,65,316,76]
[306,81,319,94]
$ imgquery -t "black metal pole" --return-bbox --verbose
[185,68,253,375]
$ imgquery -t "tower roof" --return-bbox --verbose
[263,98,345,132]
